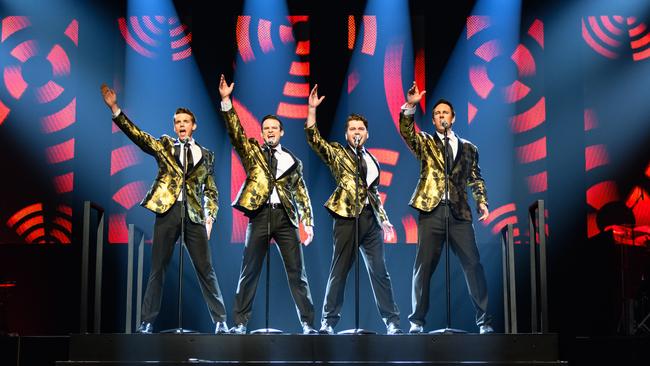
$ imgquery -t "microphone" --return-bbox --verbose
[441,119,449,129]
[180,137,190,144]
[353,134,361,147]
[265,137,276,148]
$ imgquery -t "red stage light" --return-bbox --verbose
[35,81,64,104]
[1,16,31,42]
[481,203,518,236]
[52,172,73,194]
[282,81,310,98]
[109,213,128,244]
[289,61,309,76]
[585,144,609,172]
[118,16,192,61]
[515,137,546,164]
[41,98,76,133]
[582,15,650,61]
[45,138,74,164]
[112,181,147,210]
[258,19,274,53]
[586,180,619,210]
[110,145,142,176]
[6,203,72,244]
[467,15,490,41]
[509,97,545,133]
[526,171,548,194]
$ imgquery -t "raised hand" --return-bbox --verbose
[100,83,119,114]
[306,84,324,128]
[406,81,426,107]
[219,74,234,100]
[308,84,325,109]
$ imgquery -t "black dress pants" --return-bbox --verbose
[140,202,226,324]
[232,205,314,326]
[408,204,490,327]
[321,206,400,327]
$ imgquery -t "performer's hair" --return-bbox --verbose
[432,99,455,118]
[345,113,369,129]
[261,114,284,131]
[174,107,196,123]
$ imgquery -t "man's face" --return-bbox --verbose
[432,103,454,134]
[174,112,196,141]
[261,118,283,147]
[345,119,369,147]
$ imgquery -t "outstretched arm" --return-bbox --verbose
[218,74,255,164]
[100,83,160,156]
[305,84,337,164]
[306,84,325,128]
[399,81,427,159]
[218,74,235,106]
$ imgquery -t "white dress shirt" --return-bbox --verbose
[268,144,295,204]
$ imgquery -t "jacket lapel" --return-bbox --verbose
[186,142,205,176]
[277,146,298,180]
[452,137,464,172]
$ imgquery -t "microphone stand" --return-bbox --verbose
[162,141,196,334]
[340,137,374,335]
[431,124,466,335]
[251,141,283,334]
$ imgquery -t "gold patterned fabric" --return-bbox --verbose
[305,124,389,224]
[222,108,313,228]
[112,112,218,224]
[399,112,487,221]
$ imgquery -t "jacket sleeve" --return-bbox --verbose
[113,112,163,156]
[399,112,425,159]
[203,151,219,220]
[221,107,256,169]
[293,162,314,227]
[370,187,389,223]
[305,123,338,165]
[467,144,488,209]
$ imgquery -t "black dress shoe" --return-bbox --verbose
[302,322,318,334]
[230,323,247,334]
[136,322,152,334]
[386,322,403,335]
[318,323,334,335]
[409,322,423,334]
[214,321,229,334]
[479,324,494,334]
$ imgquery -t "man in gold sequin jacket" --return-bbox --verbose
[100,84,227,334]
[218,75,316,335]
[305,85,402,335]
[399,82,493,334]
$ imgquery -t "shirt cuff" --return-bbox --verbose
[221,99,232,111]
[401,103,416,116]
[112,108,122,118]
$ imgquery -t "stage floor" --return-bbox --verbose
[56,332,563,365]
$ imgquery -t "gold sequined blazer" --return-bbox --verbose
[112,112,218,225]
[399,112,488,221]
[305,124,389,224]
[221,108,313,228]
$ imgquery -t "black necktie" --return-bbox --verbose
[268,148,278,178]
[184,143,194,172]
[359,149,368,184]
[444,138,453,172]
